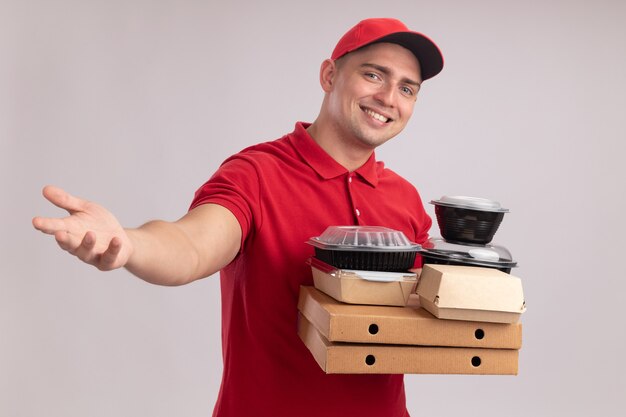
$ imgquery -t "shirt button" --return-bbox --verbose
[355,208,361,216]
[348,176,353,183]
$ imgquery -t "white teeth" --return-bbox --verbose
[364,108,389,123]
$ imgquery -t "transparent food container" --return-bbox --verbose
[307,226,421,272]
[419,237,518,273]
[430,196,509,245]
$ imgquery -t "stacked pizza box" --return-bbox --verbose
[298,197,525,375]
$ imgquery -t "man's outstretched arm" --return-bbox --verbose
[32,185,241,286]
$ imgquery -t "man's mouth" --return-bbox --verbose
[362,107,391,123]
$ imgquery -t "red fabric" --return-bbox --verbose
[190,122,431,417]
[330,18,444,80]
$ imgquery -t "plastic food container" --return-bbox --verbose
[307,226,421,272]
[309,258,418,306]
[419,237,518,273]
[431,196,509,245]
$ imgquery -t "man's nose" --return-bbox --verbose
[373,83,396,107]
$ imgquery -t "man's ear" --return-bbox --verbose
[319,59,337,93]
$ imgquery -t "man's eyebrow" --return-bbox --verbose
[360,63,422,87]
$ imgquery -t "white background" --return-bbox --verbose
[2,0,625,416]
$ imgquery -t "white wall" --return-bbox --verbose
[2,1,625,416]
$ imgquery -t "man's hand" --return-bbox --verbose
[32,185,133,271]
[33,185,242,285]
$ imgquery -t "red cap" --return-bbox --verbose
[331,18,444,80]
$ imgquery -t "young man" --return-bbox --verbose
[33,18,444,417]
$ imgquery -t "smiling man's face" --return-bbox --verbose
[324,42,422,150]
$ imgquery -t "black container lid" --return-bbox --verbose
[419,237,518,269]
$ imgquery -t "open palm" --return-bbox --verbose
[32,185,133,270]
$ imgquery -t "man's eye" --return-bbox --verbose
[401,86,416,96]
[365,73,381,81]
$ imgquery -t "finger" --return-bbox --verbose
[32,216,70,235]
[54,230,83,253]
[98,236,123,270]
[42,185,88,214]
[72,231,98,263]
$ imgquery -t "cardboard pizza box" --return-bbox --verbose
[298,286,522,349]
[298,313,519,375]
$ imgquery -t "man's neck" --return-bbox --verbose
[306,121,374,172]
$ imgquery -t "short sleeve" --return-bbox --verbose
[189,156,262,248]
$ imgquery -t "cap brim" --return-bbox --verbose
[373,32,444,80]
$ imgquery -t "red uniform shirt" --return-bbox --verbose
[190,122,432,417]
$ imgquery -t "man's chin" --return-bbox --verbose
[354,135,394,149]
[357,129,399,148]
